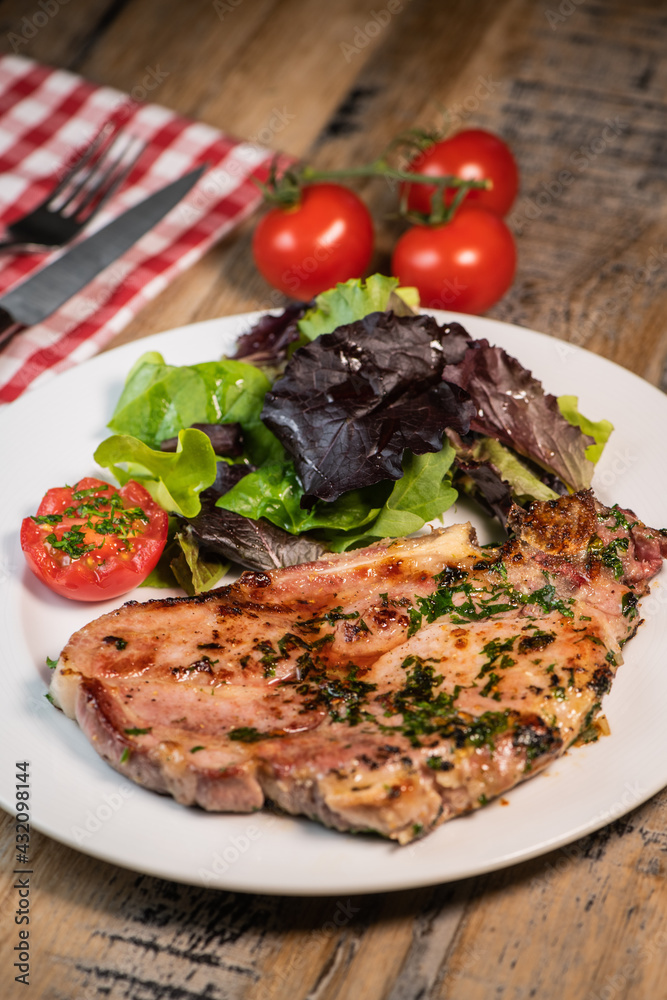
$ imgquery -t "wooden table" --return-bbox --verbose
[1,1,666,997]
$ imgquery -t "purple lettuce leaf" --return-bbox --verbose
[184,489,327,571]
[231,301,310,366]
[159,422,244,457]
[443,340,596,490]
[454,458,514,527]
[179,459,326,571]
[261,312,476,505]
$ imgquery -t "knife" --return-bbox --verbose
[0,163,206,348]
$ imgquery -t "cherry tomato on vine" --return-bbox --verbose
[391,205,517,315]
[252,183,374,299]
[21,477,168,602]
[403,129,519,217]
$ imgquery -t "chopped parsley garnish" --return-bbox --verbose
[577,702,602,745]
[598,505,633,531]
[406,606,422,638]
[426,755,454,771]
[621,592,639,620]
[38,488,151,560]
[45,525,96,559]
[123,727,152,736]
[410,567,574,632]
[365,653,511,750]
[72,484,110,498]
[103,635,127,650]
[228,727,280,743]
[253,640,280,676]
[588,535,629,580]
[286,652,377,726]
[247,631,336,678]
[480,672,502,699]
[295,606,362,632]
[478,637,517,676]
[526,581,575,618]
[475,637,517,699]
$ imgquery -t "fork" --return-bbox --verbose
[0,125,145,253]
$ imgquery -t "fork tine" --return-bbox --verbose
[0,123,144,253]
[72,137,146,221]
[55,128,128,214]
[43,122,116,207]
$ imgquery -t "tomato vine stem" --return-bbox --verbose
[256,156,492,225]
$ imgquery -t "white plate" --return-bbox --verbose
[1,310,666,896]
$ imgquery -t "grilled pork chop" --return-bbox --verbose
[50,491,666,844]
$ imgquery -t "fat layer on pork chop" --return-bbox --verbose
[50,490,666,844]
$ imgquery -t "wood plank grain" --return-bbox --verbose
[76,0,397,155]
[439,790,667,999]
[0,0,123,67]
[77,0,410,344]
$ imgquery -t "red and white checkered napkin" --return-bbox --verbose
[0,55,283,404]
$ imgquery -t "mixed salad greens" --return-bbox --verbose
[93,274,613,593]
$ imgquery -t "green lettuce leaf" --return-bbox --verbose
[470,438,560,503]
[215,460,385,535]
[141,547,179,588]
[140,528,228,594]
[170,526,228,595]
[108,351,272,453]
[370,443,458,537]
[297,274,418,341]
[94,429,218,518]
[216,444,458,553]
[557,395,614,464]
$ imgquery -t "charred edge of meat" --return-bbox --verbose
[619,617,644,647]
[588,664,613,697]
[507,490,598,554]
[512,714,562,763]
[239,571,272,589]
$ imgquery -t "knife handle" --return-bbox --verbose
[0,307,23,349]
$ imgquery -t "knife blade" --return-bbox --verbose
[0,163,206,348]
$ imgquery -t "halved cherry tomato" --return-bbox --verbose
[252,183,374,299]
[403,129,519,217]
[391,205,517,314]
[21,477,168,602]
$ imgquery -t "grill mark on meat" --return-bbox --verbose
[50,491,665,844]
[518,632,555,654]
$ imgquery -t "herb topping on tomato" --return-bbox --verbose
[21,477,168,601]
